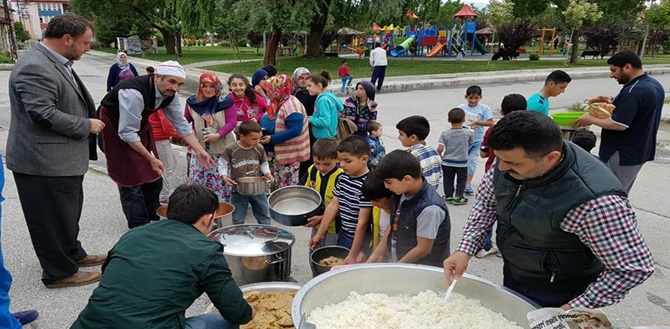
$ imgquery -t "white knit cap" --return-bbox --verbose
[156,60,186,79]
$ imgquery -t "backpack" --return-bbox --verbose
[334,117,358,143]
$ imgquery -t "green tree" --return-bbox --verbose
[646,0,670,29]
[14,22,31,42]
[562,0,603,63]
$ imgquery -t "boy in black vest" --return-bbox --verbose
[370,150,451,267]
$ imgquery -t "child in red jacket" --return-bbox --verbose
[338,59,354,94]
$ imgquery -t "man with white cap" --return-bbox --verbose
[99,60,214,229]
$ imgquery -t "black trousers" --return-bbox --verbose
[118,179,162,229]
[370,65,387,91]
[442,165,467,198]
[503,264,585,307]
[13,173,88,284]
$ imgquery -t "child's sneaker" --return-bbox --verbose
[444,196,456,204]
[452,197,468,205]
[475,246,499,258]
[464,185,474,195]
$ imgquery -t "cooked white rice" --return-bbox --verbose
[307,290,523,329]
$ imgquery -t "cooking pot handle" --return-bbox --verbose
[265,254,287,265]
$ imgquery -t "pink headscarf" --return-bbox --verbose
[261,74,293,120]
[196,72,223,101]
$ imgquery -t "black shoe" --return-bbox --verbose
[13,310,39,325]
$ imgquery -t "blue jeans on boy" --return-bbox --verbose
[340,76,353,93]
[185,313,238,329]
[482,229,493,251]
[370,66,387,91]
[467,141,482,176]
[231,192,271,225]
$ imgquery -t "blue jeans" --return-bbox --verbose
[231,192,271,225]
[185,313,238,329]
[482,229,493,251]
[340,76,353,93]
[0,154,21,329]
[467,141,482,176]
[337,233,354,249]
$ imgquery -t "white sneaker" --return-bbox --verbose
[475,246,499,258]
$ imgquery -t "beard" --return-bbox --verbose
[64,45,81,61]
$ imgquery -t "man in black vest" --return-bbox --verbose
[444,111,654,309]
[99,61,213,229]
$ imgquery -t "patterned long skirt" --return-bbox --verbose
[188,152,232,202]
[266,151,301,192]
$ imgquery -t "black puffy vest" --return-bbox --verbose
[388,181,451,267]
[494,141,626,291]
[100,75,174,112]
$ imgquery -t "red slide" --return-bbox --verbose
[426,43,446,57]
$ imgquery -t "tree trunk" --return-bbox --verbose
[176,30,183,57]
[161,29,177,55]
[569,29,580,64]
[264,32,282,66]
[305,0,332,58]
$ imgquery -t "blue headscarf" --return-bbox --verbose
[186,72,235,116]
[251,69,269,87]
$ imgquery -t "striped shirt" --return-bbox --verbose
[408,144,442,190]
[457,169,655,309]
[333,172,373,239]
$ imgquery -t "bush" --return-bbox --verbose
[663,40,670,55]
[493,20,536,60]
[529,53,540,60]
[0,54,13,63]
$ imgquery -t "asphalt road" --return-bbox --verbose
[0,52,669,328]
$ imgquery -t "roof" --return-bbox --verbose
[453,4,477,19]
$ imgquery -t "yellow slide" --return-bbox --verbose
[426,43,446,57]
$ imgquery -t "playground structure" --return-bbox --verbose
[378,5,488,58]
[537,28,557,56]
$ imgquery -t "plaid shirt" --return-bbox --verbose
[408,144,442,190]
[457,169,655,309]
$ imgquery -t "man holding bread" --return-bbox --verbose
[575,51,664,193]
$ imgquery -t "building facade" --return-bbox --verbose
[10,0,68,40]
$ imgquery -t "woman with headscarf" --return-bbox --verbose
[184,72,237,201]
[106,52,138,91]
[291,67,317,116]
[259,75,310,191]
[292,67,318,178]
[342,81,378,137]
[251,69,269,99]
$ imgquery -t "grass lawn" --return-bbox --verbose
[203,55,670,77]
[96,46,263,65]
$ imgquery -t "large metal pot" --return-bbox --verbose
[235,177,267,196]
[292,263,540,329]
[204,281,302,314]
[156,201,235,228]
[268,186,323,226]
[208,224,295,285]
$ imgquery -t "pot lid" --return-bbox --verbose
[208,224,295,256]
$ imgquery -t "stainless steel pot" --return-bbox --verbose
[292,263,540,329]
[156,201,235,228]
[235,177,267,196]
[208,224,295,285]
[203,281,302,314]
[268,186,323,226]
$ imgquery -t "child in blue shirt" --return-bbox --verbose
[527,70,572,116]
[306,71,343,139]
[457,85,494,195]
[366,121,386,169]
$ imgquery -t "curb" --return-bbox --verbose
[0,64,14,71]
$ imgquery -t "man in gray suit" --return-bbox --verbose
[7,14,106,288]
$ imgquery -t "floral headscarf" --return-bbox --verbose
[187,72,233,116]
[261,74,293,120]
[116,52,129,70]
